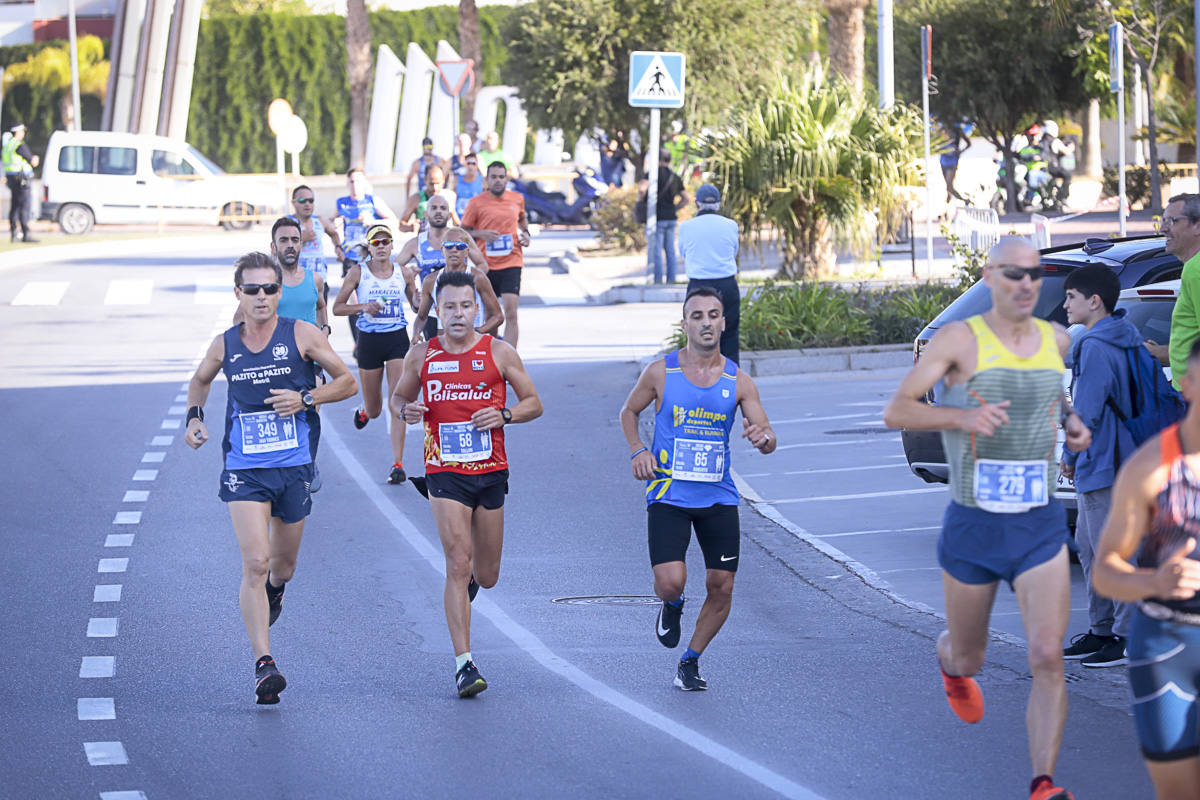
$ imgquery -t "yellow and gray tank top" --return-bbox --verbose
[941,315,1064,508]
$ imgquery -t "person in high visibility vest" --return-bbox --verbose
[2,122,39,243]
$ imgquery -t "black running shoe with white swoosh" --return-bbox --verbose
[255,655,287,704]
[656,598,684,648]
[675,657,707,691]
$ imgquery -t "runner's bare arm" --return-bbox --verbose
[517,203,531,246]
[467,240,489,272]
[402,262,419,308]
[185,335,225,449]
[474,340,542,431]
[394,237,419,270]
[331,265,377,316]
[318,215,342,252]
[397,193,419,231]
[1093,440,1200,602]
[391,343,430,423]
[411,273,437,342]
[620,360,665,480]
[736,372,777,454]
[474,271,504,335]
[292,321,357,405]
[314,274,328,329]
[882,321,1010,435]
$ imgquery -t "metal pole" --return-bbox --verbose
[1118,85,1127,237]
[921,26,933,277]
[1132,63,1145,166]
[67,0,82,131]
[1195,1,1199,183]
[877,0,894,110]
[645,107,660,282]
[277,134,286,213]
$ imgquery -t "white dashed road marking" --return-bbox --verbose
[87,618,119,637]
[11,280,70,306]
[767,487,944,504]
[98,558,128,573]
[101,791,148,800]
[774,437,901,450]
[84,741,129,766]
[105,534,135,547]
[79,657,115,678]
[113,511,141,524]
[121,491,149,503]
[94,585,122,602]
[160,419,181,430]
[103,280,154,306]
[78,698,116,720]
[141,452,165,463]
[132,470,158,481]
[151,435,173,446]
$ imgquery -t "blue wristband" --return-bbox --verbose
[631,447,648,460]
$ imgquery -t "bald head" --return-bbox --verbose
[987,236,1039,268]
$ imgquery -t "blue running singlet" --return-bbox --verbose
[276,269,318,325]
[336,195,382,250]
[646,351,738,508]
[221,318,316,470]
[415,230,446,282]
[288,214,330,277]
[455,172,483,216]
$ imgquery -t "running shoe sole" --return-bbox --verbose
[457,676,488,698]
[673,675,707,691]
[255,673,287,705]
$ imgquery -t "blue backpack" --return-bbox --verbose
[1102,342,1186,454]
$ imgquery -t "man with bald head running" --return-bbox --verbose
[884,237,1092,800]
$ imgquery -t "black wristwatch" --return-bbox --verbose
[301,391,316,410]
[500,407,513,424]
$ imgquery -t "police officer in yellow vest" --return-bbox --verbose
[3,122,40,243]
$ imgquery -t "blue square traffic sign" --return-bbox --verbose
[628,51,686,109]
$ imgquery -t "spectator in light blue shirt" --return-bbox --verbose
[678,184,740,364]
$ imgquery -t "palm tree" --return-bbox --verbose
[457,0,482,125]
[824,0,868,93]
[345,0,370,168]
[699,62,924,279]
[2,35,109,131]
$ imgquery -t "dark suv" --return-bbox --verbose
[901,235,1182,489]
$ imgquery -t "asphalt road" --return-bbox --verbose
[0,235,1153,799]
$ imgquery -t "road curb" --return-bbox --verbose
[638,342,912,375]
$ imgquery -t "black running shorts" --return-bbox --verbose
[487,266,522,297]
[426,469,509,510]
[355,328,409,371]
[647,502,740,572]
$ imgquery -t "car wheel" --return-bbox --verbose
[220,202,254,231]
[58,203,95,235]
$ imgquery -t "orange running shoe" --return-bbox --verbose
[940,665,984,723]
[1030,782,1073,800]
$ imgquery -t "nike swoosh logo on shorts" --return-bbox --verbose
[720,555,737,562]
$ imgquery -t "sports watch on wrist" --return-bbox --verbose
[301,391,316,410]
[500,408,513,424]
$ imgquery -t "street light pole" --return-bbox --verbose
[877,0,894,110]
[67,0,83,131]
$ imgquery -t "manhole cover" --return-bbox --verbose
[552,595,661,606]
[825,427,893,435]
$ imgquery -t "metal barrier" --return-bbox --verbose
[951,206,1000,253]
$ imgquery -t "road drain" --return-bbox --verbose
[552,595,661,607]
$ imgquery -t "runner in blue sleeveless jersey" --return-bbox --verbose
[334,168,398,345]
[289,184,342,297]
[619,286,777,691]
[185,252,358,705]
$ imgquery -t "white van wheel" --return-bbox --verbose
[220,202,254,231]
[59,203,95,235]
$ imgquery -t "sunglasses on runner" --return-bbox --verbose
[442,241,468,250]
[239,283,281,295]
[997,264,1044,282]
[369,237,392,247]
[293,197,314,204]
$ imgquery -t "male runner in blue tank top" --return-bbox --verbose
[289,184,342,292]
[883,237,1091,800]
[619,286,777,690]
[185,252,358,705]
[1094,338,1200,799]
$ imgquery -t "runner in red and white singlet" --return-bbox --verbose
[390,268,542,698]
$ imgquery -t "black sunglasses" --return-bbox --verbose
[997,264,1045,282]
[239,283,281,295]
[293,197,314,204]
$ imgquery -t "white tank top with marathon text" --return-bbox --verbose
[355,263,408,333]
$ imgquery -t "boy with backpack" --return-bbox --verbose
[1059,265,1186,667]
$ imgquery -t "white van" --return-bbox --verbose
[39,130,282,234]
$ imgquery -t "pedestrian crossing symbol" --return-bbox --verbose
[628,51,685,109]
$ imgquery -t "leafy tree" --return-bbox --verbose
[894,0,1092,213]
[2,35,108,132]
[699,62,925,278]
[202,0,307,16]
[503,0,820,174]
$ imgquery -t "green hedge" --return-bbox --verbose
[188,7,512,174]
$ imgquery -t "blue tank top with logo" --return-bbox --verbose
[277,269,318,325]
[335,194,382,250]
[415,231,446,281]
[455,172,483,216]
[288,214,330,276]
[221,318,315,470]
[646,350,739,508]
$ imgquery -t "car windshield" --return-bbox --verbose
[186,145,225,175]
[926,274,1070,331]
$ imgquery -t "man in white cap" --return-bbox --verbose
[677,184,740,364]
[2,122,40,243]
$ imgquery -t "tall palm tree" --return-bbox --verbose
[824,0,868,93]
[700,62,924,278]
[345,0,370,168]
[2,35,109,131]
[457,0,482,125]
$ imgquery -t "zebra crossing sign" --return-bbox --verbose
[628,51,685,108]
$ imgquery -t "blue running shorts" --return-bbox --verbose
[1129,609,1200,762]
[937,500,1067,587]
[218,464,314,523]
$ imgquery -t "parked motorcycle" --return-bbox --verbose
[510,168,608,225]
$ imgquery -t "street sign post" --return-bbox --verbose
[1110,22,1126,236]
[267,98,293,210]
[629,51,686,282]
[920,25,933,277]
[436,59,474,144]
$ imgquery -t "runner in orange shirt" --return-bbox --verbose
[460,162,531,347]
